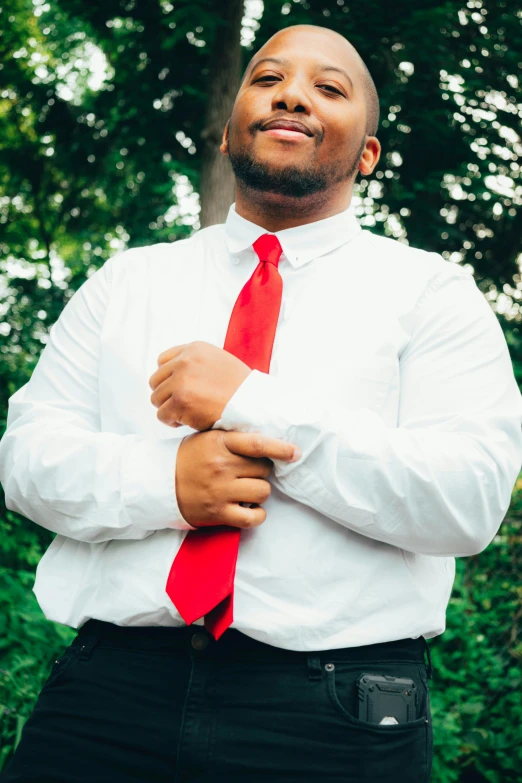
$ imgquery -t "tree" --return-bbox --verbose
[198,0,244,227]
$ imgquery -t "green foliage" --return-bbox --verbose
[429,483,522,783]
[0,563,76,769]
[1,0,522,780]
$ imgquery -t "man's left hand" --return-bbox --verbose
[149,341,252,431]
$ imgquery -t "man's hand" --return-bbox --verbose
[149,341,252,431]
[175,429,301,529]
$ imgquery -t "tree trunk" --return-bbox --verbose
[199,0,244,228]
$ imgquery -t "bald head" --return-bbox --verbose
[241,24,380,137]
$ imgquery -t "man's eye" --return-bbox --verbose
[252,77,343,95]
[320,85,343,95]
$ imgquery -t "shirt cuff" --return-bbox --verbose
[214,370,287,437]
[213,369,325,469]
[122,437,197,531]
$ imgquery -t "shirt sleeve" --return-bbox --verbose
[0,255,196,544]
[214,265,522,557]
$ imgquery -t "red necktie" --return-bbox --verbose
[165,234,284,640]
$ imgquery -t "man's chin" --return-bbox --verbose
[234,166,326,198]
[239,157,307,176]
[239,179,327,200]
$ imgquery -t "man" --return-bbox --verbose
[0,23,521,783]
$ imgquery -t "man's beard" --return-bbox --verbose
[228,135,366,198]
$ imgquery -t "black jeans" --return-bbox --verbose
[1,620,433,782]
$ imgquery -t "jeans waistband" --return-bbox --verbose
[74,619,429,669]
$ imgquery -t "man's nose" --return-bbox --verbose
[271,80,312,114]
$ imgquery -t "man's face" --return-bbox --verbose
[221,27,376,199]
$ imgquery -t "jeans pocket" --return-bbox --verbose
[40,644,81,693]
[324,660,431,783]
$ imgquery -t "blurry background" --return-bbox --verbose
[0,0,521,780]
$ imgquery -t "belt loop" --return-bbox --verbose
[423,637,433,680]
[77,620,103,661]
[307,654,322,681]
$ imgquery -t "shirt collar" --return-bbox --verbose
[224,202,361,269]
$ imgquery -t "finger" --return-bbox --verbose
[223,502,267,529]
[157,345,186,366]
[223,431,300,463]
[156,397,184,427]
[150,378,173,408]
[149,362,174,391]
[231,478,272,505]
[234,456,274,479]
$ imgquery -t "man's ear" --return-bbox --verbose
[358,136,381,176]
[220,119,230,156]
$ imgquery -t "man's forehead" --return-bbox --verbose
[244,28,361,83]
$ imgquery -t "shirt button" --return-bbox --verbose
[191,631,210,650]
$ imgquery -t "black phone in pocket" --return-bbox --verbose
[356,673,417,724]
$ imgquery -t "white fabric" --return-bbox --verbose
[0,202,521,652]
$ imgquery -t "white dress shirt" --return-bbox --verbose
[1,203,521,652]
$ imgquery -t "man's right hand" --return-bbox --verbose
[175,429,300,529]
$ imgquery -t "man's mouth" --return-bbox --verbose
[261,119,314,141]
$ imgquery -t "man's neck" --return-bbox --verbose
[234,184,353,232]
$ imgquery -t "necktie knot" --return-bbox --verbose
[253,233,283,268]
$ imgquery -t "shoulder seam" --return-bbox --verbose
[411,262,472,324]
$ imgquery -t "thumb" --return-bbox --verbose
[223,431,301,463]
